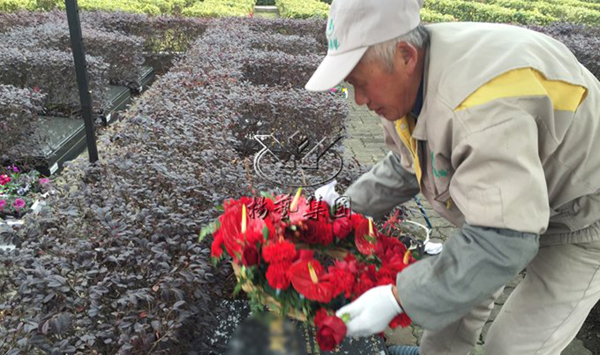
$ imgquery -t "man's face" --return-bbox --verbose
[344,45,420,122]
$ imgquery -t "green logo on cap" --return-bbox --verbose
[326,18,339,51]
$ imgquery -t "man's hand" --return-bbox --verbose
[335,285,403,337]
[314,180,340,207]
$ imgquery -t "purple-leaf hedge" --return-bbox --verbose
[0,85,46,163]
[0,44,109,115]
[528,22,600,79]
[80,11,210,53]
[2,22,146,89]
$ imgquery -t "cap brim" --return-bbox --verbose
[305,47,368,92]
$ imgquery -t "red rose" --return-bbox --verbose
[316,315,347,351]
[266,262,291,290]
[313,308,329,327]
[332,217,352,239]
[241,245,260,266]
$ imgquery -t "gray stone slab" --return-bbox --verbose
[385,326,418,346]
[561,338,593,355]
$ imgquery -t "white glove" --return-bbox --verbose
[335,285,402,337]
[314,180,341,207]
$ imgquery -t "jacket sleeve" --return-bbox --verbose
[343,151,420,220]
[396,223,539,330]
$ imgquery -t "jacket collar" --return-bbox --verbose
[411,44,430,141]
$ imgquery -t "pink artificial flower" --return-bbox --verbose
[0,200,6,210]
[0,174,10,186]
[13,198,26,210]
[10,165,19,173]
[39,178,51,185]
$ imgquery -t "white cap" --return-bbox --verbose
[305,0,423,92]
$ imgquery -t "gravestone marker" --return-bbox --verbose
[217,300,389,355]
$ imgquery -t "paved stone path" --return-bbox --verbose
[342,87,592,355]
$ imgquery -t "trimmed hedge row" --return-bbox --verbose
[276,0,329,19]
[0,9,63,33]
[480,0,600,25]
[0,17,364,354]
[0,85,46,161]
[424,0,556,25]
[421,8,457,23]
[0,45,109,114]
[0,0,252,16]
[529,0,600,12]
[80,11,209,53]
[248,17,327,49]
[2,22,145,89]
[182,0,255,18]
[0,10,209,117]
[272,0,600,25]
[241,50,322,88]
[249,32,323,55]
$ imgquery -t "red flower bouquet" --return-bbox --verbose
[200,190,417,351]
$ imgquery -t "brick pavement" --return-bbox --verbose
[342,86,592,355]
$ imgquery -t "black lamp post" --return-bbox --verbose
[65,0,99,163]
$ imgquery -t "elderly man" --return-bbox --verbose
[305,0,600,354]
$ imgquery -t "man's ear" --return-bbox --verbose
[395,42,418,72]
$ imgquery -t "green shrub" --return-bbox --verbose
[421,8,456,22]
[182,0,255,17]
[54,0,161,15]
[424,0,556,25]
[532,0,600,12]
[482,0,600,25]
[256,0,275,5]
[0,0,35,12]
[276,0,329,19]
[50,0,200,15]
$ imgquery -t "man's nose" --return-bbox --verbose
[354,88,368,106]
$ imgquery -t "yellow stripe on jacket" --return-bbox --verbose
[395,114,422,185]
[456,68,587,112]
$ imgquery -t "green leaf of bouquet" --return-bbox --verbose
[215,205,225,212]
[259,191,276,201]
[365,234,377,243]
[233,282,243,297]
[198,220,220,243]
[263,225,269,242]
